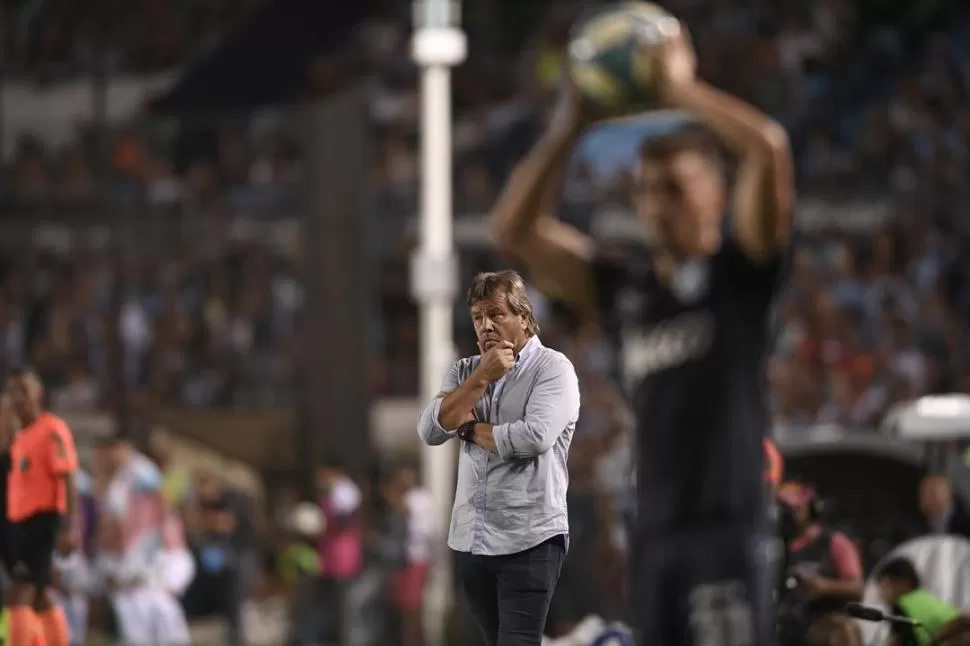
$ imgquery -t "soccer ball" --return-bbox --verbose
[566,2,681,112]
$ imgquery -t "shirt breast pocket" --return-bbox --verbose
[494,377,533,424]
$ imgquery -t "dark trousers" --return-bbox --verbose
[224,551,255,646]
[456,535,567,646]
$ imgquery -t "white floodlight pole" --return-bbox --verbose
[410,2,466,645]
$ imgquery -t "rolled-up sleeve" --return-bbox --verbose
[492,356,579,460]
[417,360,463,446]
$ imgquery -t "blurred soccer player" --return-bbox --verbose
[5,369,79,646]
[490,27,792,646]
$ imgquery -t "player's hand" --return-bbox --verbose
[476,340,516,382]
[546,72,588,136]
[644,24,697,105]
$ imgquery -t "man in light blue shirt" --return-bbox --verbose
[418,270,580,646]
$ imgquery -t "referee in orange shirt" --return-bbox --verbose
[4,368,78,646]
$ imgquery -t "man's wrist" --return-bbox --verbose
[457,420,477,442]
[543,121,583,152]
[661,78,699,110]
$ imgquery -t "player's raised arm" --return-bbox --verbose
[655,30,794,263]
[488,82,600,312]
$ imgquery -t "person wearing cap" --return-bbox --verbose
[777,482,864,646]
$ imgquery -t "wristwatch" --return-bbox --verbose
[456,420,476,442]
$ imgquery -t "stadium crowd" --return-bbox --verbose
[1,0,970,644]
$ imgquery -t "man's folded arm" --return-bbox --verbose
[492,356,580,460]
[417,360,488,446]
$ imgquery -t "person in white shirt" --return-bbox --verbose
[94,515,192,645]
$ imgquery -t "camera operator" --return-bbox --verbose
[777,483,864,646]
[875,557,961,646]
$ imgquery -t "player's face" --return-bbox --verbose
[470,290,528,353]
[95,443,125,475]
[6,373,42,421]
[634,151,726,258]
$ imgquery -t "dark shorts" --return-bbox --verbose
[0,521,14,573]
[630,524,776,646]
[8,511,61,587]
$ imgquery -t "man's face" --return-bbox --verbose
[634,151,726,258]
[7,373,41,422]
[470,290,528,353]
[877,577,906,606]
[919,476,952,521]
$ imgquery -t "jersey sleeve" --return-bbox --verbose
[717,236,789,310]
[48,418,79,475]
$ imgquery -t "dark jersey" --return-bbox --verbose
[593,237,785,534]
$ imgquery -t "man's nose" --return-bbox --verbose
[480,317,495,331]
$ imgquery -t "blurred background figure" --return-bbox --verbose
[280,501,326,646]
[372,464,432,646]
[314,462,363,645]
[777,482,864,646]
[182,470,257,646]
[917,474,970,538]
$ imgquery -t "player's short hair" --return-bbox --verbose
[637,125,723,172]
[875,557,921,589]
[466,270,540,336]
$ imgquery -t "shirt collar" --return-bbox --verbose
[516,335,542,365]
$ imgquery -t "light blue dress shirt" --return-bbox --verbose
[418,335,580,556]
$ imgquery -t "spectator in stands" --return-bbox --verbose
[917,473,970,538]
